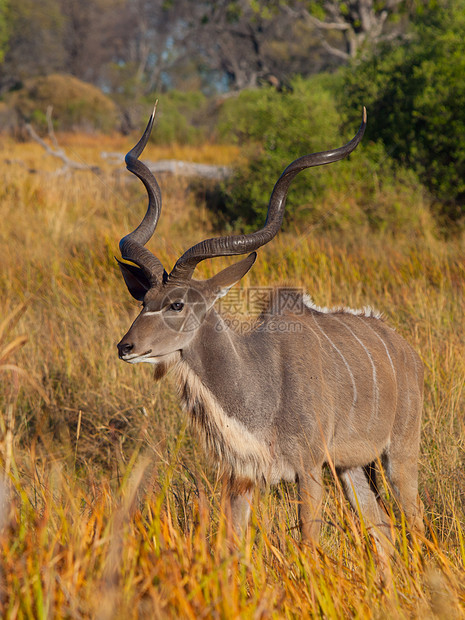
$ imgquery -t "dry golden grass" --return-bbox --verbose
[0,133,464,618]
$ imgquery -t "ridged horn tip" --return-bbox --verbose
[125,101,158,165]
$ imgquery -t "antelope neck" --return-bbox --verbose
[181,309,279,430]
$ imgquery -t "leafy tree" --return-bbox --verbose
[284,0,412,61]
[195,0,325,91]
[0,0,9,63]
[0,0,66,92]
[0,0,416,100]
[196,0,412,90]
[343,0,465,219]
[59,0,124,83]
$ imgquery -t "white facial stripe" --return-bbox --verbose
[216,286,233,299]
[123,351,177,364]
[143,309,163,317]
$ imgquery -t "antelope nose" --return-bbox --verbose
[117,341,133,358]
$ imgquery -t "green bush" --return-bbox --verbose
[6,73,118,132]
[217,76,344,228]
[143,90,210,145]
[215,74,428,235]
[342,0,465,221]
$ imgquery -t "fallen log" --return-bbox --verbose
[101,152,232,180]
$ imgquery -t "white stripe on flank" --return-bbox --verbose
[362,319,397,383]
[335,318,379,420]
[310,315,358,414]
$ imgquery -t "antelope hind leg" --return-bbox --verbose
[339,465,394,556]
[383,449,425,537]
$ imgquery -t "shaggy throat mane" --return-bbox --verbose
[173,361,272,484]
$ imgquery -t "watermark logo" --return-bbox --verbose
[215,286,306,334]
[215,316,304,335]
[157,286,306,334]
[217,286,306,316]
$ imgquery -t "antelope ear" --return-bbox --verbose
[207,252,257,300]
[116,258,151,301]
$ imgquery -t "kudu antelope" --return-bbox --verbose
[116,108,424,556]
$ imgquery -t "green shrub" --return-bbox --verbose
[143,90,210,145]
[6,73,118,132]
[217,76,344,228]
[215,74,428,235]
[342,0,465,221]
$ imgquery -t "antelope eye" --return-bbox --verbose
[170,301,184,312]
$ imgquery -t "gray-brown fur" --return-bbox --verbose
[116,108,424,559]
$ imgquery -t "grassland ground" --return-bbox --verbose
[0,133,464,617]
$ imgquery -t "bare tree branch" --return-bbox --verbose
[282,0,407,61]
[25,107,100,175]
[298,11,350,32]
[321,39,351,61]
